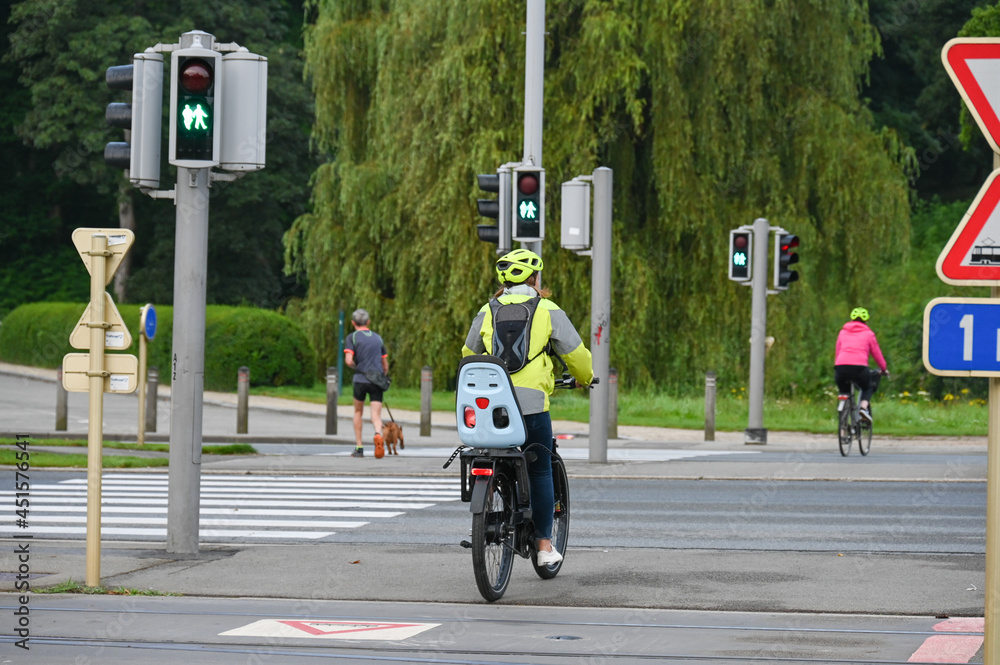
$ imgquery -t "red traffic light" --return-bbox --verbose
[517,173,539,195]
[179,59,212,94]
[733,234,748,250]
[781,235,800,252]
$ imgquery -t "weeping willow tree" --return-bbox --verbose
[286,0,914,396]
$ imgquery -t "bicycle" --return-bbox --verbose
[837,369,882,457]
[444,355,595,602]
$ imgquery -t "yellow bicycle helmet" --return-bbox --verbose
[495,249,543,285]
[850,307,869,322]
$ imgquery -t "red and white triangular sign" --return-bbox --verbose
[937,168,1000,285]
[942,38,1000,153]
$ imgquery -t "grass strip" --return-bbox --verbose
[35,579,180,596]
[0,438,256,455]
[0,449,169,468]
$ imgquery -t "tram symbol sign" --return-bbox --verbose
[936,169,1000,285]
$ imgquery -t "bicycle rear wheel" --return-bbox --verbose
[533,455,569,580]
[471,469,516,601]
[858,419,872,456]
[838,401,853,457]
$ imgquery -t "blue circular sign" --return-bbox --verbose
[141,304,157,341]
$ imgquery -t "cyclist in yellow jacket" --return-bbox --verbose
[462,249,593,566]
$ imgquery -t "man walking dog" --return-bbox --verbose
[344,308,389,458]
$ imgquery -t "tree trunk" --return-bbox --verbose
[114,181,135,303]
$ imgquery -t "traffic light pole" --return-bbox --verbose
[745,216,770,444]
[167,165,209,554]
[589,167,612,463]
[521,0,544,260]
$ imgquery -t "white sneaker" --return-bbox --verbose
[536,548,563,566]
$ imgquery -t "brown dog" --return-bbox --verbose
[383,421,404,455]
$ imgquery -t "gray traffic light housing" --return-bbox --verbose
[512,166,544,242]
[169,47,222,167]
[728,229,752,281]
[220,51,267,171]
[476,169,511,252]
[774,233,800,289]
[104,53,163,189]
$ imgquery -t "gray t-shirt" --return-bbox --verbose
[346,329,387,384]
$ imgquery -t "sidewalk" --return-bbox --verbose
[1,360,987,454]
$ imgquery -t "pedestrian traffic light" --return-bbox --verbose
[512,166,544,242]
[476,170,511,252]
[169,47,222,167]
[728,229,752,281]
[774,233,800,289]
[104,53,163,189]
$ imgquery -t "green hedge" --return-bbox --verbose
[0,302,317,391]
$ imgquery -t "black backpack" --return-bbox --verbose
[488,297,547,373]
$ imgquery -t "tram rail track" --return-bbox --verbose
[2,602,983,664]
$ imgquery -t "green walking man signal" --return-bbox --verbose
[182,102,210,131]
[519,199,538,220]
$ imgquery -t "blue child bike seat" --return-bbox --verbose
[455,355,527,449]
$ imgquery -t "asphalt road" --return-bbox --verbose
[0,363,991,662]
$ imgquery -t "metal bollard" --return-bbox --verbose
[55,366,68,431]
[237,366,250,434]
[705,371,717,441]
[607,367,618,440]
[420,366,433,437]
[145,367,158,432]
[326,366,338,435]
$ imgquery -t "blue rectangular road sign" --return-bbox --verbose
[924,297,1000,376]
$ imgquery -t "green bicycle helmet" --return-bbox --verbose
[850,307,869,322]
[495,249,543,285]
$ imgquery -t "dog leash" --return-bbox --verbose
[384,403,396,424]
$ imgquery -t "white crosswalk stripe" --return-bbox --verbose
[2,473,461,543]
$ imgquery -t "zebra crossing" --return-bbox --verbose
[5,473,461,543]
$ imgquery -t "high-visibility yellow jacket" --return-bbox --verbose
[462,286,594,415]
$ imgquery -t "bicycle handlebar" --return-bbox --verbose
[554,373,599,390]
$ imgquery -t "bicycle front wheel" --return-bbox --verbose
[858,419,872,456]
[838,404,852,457]
[471,470,516,601]
[533,455,570,580]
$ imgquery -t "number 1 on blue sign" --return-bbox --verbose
[961,314,972,361]
[957,313,1000,361]
[922,298,1000,377]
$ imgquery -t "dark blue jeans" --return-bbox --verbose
[523,412,554,541]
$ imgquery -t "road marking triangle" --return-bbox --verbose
[219,618,440,640]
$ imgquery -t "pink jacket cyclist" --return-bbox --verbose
[835,322,887,371]
[834,307,888,422]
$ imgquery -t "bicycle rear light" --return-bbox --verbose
[464,406,476,428]
[471,467,494,476]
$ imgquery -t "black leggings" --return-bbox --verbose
[835,366,881,404]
